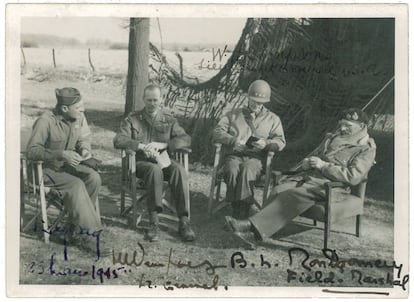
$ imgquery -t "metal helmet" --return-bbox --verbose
[247,80,271,103]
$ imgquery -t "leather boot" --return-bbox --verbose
[145,211,160,242]
[249,203,261,217]
[178,216,196,242]
[224,216,253,233]
[238,203,251,219]
[231,201,241,219]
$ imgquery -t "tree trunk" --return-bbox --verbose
[88,48,95,72]
[124,18,150,115]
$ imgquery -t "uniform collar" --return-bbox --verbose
[331,126,370,146]
[324,128,370,155]
[243,106,267,119]
[142,108,165,124]
[52,108,80,125]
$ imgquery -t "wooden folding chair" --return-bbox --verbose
[274,171,369,249]
[20,153,101,244]
[120,148,191,230]
[208,143,275,215]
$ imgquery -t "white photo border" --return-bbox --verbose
[5,3,409,298]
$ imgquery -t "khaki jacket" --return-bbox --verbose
[26,110,91,170]
[289,132,377,193]
[113,109,191,161]
[213,107,286,158]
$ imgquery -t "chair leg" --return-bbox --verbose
[22,212,41,233]
[48,209,67,234]
[215,181,222,204]
[262,181,269,206]
[208,175,217,215]
[356,215,361,237]
[324,219,330,250]
[323,207,331,250]
[120,188,125,216]
[95,197,101,223]
[131,177,138,228]
[20,180,26,230]
[21,158,28,230]
[20,195,25,230]
[313,220,317,226]
[37,163,49,244]
[186,185,191,220]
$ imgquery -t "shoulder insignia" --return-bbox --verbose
[127,111,140,117]
[127,110,144,121]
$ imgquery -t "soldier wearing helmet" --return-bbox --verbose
[224,108,376,249]
[213,80,286,219]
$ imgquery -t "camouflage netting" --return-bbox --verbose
[148,18,394,165]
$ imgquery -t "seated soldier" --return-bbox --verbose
[213,80,286,219]
[26,87,107,256]
[113,84,195,242]
[225,108,376,248]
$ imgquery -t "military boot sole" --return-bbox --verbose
[229,231,257,251]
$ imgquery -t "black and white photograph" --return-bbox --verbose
[5,3,409,298]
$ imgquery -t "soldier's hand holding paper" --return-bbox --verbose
[80,149,92,161]
[251,138,266,150]
[62,150,83,167]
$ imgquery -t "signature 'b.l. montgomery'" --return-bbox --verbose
[288,247,404,276]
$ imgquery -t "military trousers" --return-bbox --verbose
[249,180,325,239]
[43,164,102,232]
[222,155,262,205]
[136,160,189,217]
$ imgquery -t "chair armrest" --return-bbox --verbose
[324,182,348,212]
[212,143,222,168]
[272,170,296,185]
[122,149,136,156]
[175,147,192,154]
[266,151,275,158]
[20,151,45,165]
[324,181,346,190]
[273,170,298,177]
[26,159,44,164]
[265,143,280,153]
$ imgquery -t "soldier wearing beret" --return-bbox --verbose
[113,84,195,242]
[213,80,286,219]
[26,87,105,254]
[225,108,377,248]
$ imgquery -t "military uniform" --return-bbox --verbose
[113,109,191,216]
[26,109,102,232]
[213,107,286,206]
[249,130,376,238]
